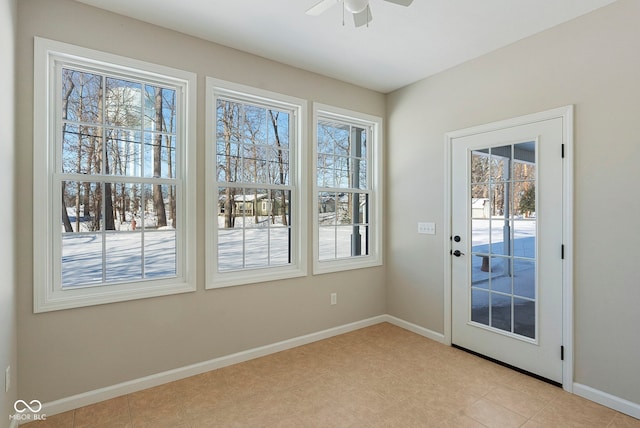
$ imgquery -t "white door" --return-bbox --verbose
[450,112,566,384]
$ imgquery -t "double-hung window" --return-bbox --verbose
[313,104,383,274]
[206,78,307,288]
[33,38,196,312]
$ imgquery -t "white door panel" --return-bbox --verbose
[450,117,564,383]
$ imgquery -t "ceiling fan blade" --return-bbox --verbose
[306,0,338,16]
[383,0,413,6]
[353,5,372,27]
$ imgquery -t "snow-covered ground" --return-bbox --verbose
[61,210,366,285]
[62,230,176,287]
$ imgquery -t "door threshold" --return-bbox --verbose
[451,343,562,388]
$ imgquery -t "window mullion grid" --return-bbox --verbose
[139,85,146,280]
[100,74,108,284]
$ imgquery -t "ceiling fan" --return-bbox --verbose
[306,0,414,27]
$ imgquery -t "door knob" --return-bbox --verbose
[452,250,464,257]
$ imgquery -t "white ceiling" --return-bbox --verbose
[74,0,618,93]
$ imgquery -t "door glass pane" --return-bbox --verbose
[514,298,535,339]
[471,288,490,325]
[513,259,536,298]
[490,256,511,294]
[471,151,490,184]
[469,141,537,339]
[491,292,512,333]
[513,220,536,258]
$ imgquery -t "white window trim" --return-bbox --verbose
[205,78,307,289]
[33,37,197,312]
[312,103,383,275]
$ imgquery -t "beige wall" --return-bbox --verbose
[16,0,386,402]
[387,0,640,405]
[1,0,18,424]
[14,0,640,412]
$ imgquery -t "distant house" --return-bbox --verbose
[472,198,490,218]
[218,193,287,217]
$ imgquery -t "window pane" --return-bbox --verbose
[62,181,102,233]
[335,226,353,259]
[513,182,535,218]
[243,104,267,144]
[109,183,143,230]
[513,259,536,298]
[61,69,102,124]
[267,110,289,149]
[491,293,512,333]
[490,219,509,255]
[318,227,335,261]
[514,298,536,339]
[218,229,243,271]
[143,133,175,179]
[513,220,535,259]
[353,225,368,256]
[269,147,289,185]
[490,256,512,294]
[271,190,290,227]
[490,145,511,183]
[106,129,142,176]
[105,77,142,128]
[144,85,176,133]
[336,193,352,225]
[356,158,367,189]
[218,186,237,227]
[356,193,368,225]
[317,153,334,188]
[471,288,489,325]
[145,230,177,278]
[142,184,176,229]
[62,125,102,174]
[270,228,290,266]
[513,142,536,181]
[61,233,103,288]
[471,150,490,184]
[216,141,241,183]
[334,155,349,188]
[106,232,142,282]
[245,229,269,269]
[217,100,242,143]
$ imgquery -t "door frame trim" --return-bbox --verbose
[443,105,574,391]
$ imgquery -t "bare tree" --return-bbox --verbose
[61,73,75,232]
[152,87,167,227]
[268,110,288,226]
[218,100,240,228]
[160,90,177,228]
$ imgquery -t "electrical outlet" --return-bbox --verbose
[5,366,10,392]
[330,293,337,305]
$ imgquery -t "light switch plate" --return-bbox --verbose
[417,222,436,235]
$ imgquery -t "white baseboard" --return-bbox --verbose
[37,315,387,419]
[573,383,640,420]
[25,314,640,424]
[384,314,446,343]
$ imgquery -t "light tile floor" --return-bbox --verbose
[24,323,640,427]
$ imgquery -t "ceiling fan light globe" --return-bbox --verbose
[344,0,368,14]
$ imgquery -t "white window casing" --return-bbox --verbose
[205,78,307,288]
[33,37,197,312]
[313,103,383,274]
